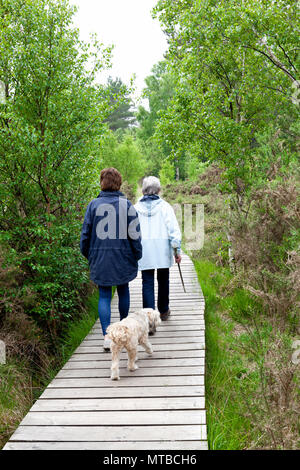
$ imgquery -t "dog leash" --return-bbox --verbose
[174,248,186,293]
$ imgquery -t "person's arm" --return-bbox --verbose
[165,203,182,262]
[80,202,93,259]
[127,202,143,261]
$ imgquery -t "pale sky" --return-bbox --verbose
[69,0,168,104]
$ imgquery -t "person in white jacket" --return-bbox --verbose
[134,176,182,321]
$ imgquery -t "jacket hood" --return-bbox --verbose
[97,190,125,198]
[135,197,163,217]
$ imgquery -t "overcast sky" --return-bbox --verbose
[69,0,168,104]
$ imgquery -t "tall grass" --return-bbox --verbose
[193,259,253,449]
[0,288,100,449]
[0,360,33,448]
[60,290,99,364]
[193,257,300,449]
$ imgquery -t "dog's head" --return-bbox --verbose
[143,308,161,336]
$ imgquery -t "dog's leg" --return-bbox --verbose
[127,347,138,371]
[110,342,121,381]
[140,335,153,355]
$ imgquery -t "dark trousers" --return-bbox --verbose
[98,284,129,336]
[142,268,169,314]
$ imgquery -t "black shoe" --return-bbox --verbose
[160,309,170,321]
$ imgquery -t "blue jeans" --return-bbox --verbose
[98,283,129,336]
[142,268,169,314]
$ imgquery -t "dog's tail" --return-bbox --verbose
[107,323,130,345]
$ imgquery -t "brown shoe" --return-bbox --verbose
[160,309,170,321]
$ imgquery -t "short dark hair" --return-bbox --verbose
[100,167,122,191]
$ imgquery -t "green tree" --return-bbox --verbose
[99,131,146,191]
[137,62,175,141]
[104,77,136,131]
[153,0,299,205]
[136,61,177,176]
[0,0,112,337]
[159,159,175,185]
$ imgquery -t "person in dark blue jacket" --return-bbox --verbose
[80,167,142,351]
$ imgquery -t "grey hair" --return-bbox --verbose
[142,176,161,195]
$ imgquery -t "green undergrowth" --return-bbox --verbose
[193,257,253,449]
[0,359,33,448]
[165,171,299,450]
[0,287,100,449]
[192,256,299,449]
[33,288,101,399]
[60,289,99,364]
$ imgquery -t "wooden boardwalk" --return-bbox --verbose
[4,253,207,450]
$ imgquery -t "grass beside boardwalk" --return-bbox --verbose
[0,288,100,449]
[192,258,252,449]
[192,256,300,450]
[0,359,33,449]
[60,290,99,364]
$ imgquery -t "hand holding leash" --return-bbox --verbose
[174,247,186,293]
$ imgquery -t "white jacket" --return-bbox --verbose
[134,196,181,270]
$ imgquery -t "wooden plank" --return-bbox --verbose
[130,276,199,281]
[116,291,204,296]
[128,290,202,295]
[74,342,205,354]
[92,325,205,334]
[90,324,205,332]
[128,291,202,296]
[69,349,205,361]
[21,409,206,426]
[111,308,204,313]
[86,330,204,339]
[129,284,200,288]
[80,338,204,348]
[56,366,204,379]
[108,316,204,321]
[131,278,200,283]
[157,315,204,321]
[128,285,201,290]
[62,357,205,369]
[83,337,205,346]
[92,316,204,326]
[109,311,205,317]
[105,312,204,317]
[92,319,205,327]
[38,385,204,400]
[4,441,208,450]
[85,332,205,342]
[9,424,207,442]
[48,375,204,388]
[129,286,200,290]
[111,304,205,310]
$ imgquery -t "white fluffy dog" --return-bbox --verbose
[106,308,161,381]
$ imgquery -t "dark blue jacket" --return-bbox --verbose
[80,191,143,286]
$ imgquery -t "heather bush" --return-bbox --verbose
[232,173,300,328]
